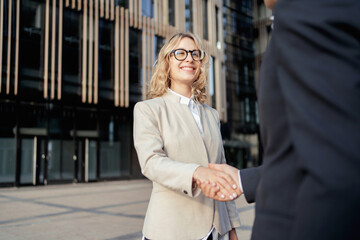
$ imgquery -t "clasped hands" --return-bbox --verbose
[193,164,242,201]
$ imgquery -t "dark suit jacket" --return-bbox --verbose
[241,0,360,239]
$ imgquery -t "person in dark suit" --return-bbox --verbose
[198,0,360,239]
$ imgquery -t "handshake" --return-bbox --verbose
[193,164,242,201]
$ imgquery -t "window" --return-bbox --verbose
[62,9,82,103]
[98,18,114,104]
[185,0,193,32]
[209,57,216,108]
[142,0,154,18]
[129,29,142,102]
[19,0,44,100]
[202,0,208,40]
[168,0,175,26]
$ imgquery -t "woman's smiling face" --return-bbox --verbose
[169,37,201,89]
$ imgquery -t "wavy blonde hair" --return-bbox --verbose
[148,32,209,103]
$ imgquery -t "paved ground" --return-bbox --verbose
[0,179,255,240]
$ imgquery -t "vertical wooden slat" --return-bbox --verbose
[114,6,119,106]
[82,0,88,103]
[0,0,4,93]
[94,0,99,103]
[110,0,114,21]
[77,0,81,10]
[147,17,151,99]
[119,7,124,107]
[133,0,137,28]
[129,0,133,27]
[65,0,69,8]
[125,8,129,107]
[58,0,63,100]
[138,0,141,29]
[105,0,109,19]
[71,0,75,9]
[51,0,57,99]
[141,16,146,100]
[44,0,50,98]
[100,0,104,18]
[14,0,20,95]
[150,18,155,83]
[88,0,93,103]
[6,0,13,94]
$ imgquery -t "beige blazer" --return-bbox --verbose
[133,91,240,240]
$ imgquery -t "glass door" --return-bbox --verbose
[20,137,47,185]
[75,138,97,182]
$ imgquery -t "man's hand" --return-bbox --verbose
[196,164,242,201]
[193,166,238,200]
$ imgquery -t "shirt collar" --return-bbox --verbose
[168,88,194,106]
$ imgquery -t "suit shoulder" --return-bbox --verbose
[134,97,165,113]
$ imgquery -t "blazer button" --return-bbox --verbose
[183,190,188,195]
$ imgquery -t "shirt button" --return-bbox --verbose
[183,190,188,195]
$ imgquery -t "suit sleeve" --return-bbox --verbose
[133,101,200,197]
[239,166,262,203]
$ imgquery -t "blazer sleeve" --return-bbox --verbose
[133,101,201,197]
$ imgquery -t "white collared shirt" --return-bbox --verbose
[168,88,204,139]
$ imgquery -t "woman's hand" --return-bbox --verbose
[193,166,239,200]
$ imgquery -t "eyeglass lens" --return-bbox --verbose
[173,49,201,61]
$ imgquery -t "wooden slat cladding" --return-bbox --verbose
[2,0,225,116]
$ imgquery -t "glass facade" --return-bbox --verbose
[222,0,260,168]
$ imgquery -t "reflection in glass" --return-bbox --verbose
[0,138,16,183]
[47,140,61,180]
[62,140,74,180]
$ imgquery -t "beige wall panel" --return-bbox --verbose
[43,0,49,98]
[120,7,124,106]
[88,0,94,103]
[94,0,99,103]
[82,0,88,102]
[14,0,20,95]
[125,9,129,107]
[114,6,119,106]
[51,0,56,99]
[0,0,4,93]
[58,0,63,100]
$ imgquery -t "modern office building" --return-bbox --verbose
[0,0,259,186]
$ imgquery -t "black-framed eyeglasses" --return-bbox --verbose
[170,49,203,61]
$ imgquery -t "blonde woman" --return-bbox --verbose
[133,32,240,240]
